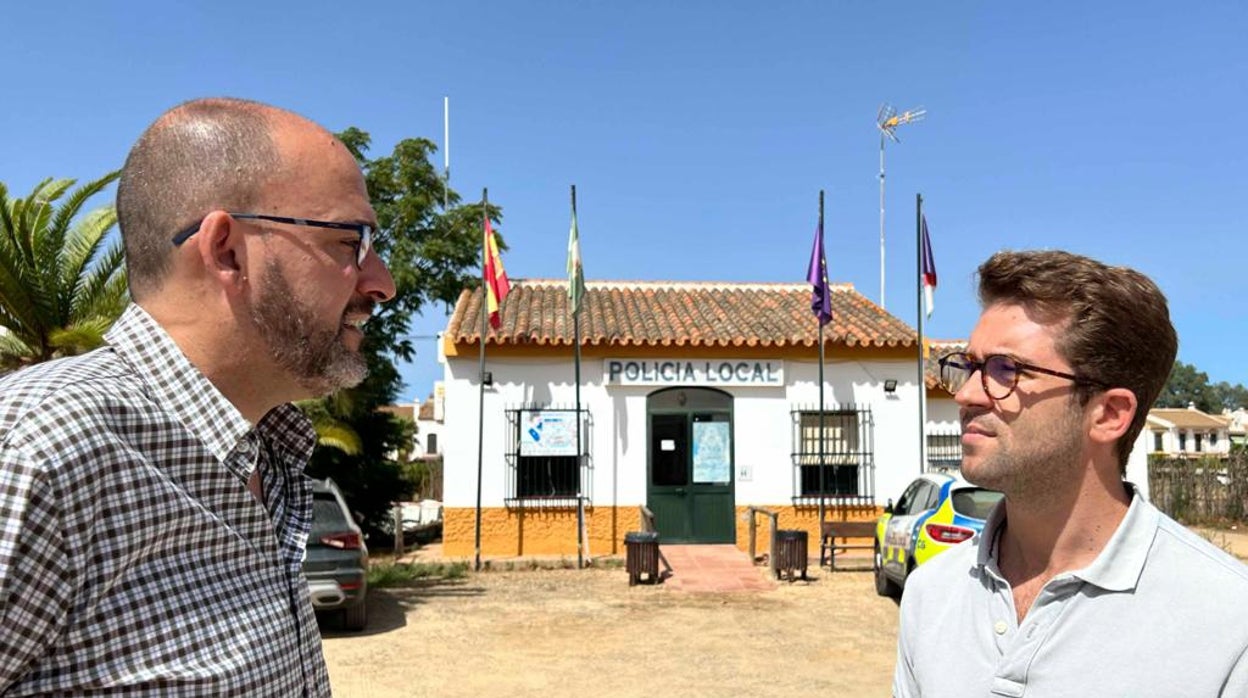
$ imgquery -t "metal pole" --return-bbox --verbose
[443,97,450,210]
[818,190,826,525]
[879,133,887,310]
[818,323,826,524]
[572,185,585,569]
[474,188,488,572]
[915,194,928,474]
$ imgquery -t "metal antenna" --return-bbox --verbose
[876,104,926,310]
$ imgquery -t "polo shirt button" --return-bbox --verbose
[994,620,1008,635]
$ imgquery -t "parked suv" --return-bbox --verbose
[303,478,369,631]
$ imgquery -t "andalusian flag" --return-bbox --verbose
[920,214,937,318]
[483,215,510,329]
[567,201,585,316]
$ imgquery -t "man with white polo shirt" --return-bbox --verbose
[895,250,1248,697]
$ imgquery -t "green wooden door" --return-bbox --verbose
[647,389,735,544]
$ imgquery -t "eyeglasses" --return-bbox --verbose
[171,213,375,268]
[937,351,1108,401]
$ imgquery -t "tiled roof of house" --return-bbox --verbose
[1149,407,1228,430]
[445,280,917,349]
[418,396,435,421]
[380,404,415,422]
[924,340,967,393]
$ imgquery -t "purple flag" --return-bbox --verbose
[806,219,832,326]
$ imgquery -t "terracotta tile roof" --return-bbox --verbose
[418,396,435,421]
[1149,408,1230,430]
[924,340,966,393]
[445,280,917,349]
[380,404,415,422]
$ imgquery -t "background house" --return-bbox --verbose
[1147,405,1231,457]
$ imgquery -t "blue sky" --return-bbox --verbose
[5,1,1246,403]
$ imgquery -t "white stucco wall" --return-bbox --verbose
[440,354,927,511]
[414,416,444,457]
[1127,427,1151,500]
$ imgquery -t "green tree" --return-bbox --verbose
[0,173,127,372]
[1212,381,1248,411]
[302,130,499,536]
[1157,361,1248,413]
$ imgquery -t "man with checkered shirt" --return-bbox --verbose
[0,98,395,695]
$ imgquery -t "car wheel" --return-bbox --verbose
[342,598,368,632]
[873,545,901,598]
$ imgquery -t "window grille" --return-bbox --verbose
[790,404,874,506]
[926,429,963,472]
[503,404,592,509]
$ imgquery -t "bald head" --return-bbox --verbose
[116,98,333,298]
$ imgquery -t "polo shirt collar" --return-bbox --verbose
[104,303,255,465]
[1069,483,1156,592]
[976,482,1156,593]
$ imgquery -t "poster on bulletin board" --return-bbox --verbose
[692,421,730,483]
[519,410,579,457]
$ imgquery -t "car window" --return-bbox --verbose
[910,482,934,513]
[311,493,350,535]
[920,482,942,511]
[894,481,923,515]
[951,488,1005,519]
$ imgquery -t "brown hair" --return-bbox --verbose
[977,249,1177,474]
[116,97,280,298]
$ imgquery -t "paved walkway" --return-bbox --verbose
[658,544,778,592]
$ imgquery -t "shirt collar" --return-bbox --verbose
[976,482,1156,592]
[977,497,1008,571]
[1069,483,1156,591]
[104,304,294,466]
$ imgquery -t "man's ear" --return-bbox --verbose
[194,211,248,291]
[1088,387,1137,446]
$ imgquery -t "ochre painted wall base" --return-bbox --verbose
[442,504,882,557]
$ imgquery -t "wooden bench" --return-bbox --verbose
[819,520,876,570]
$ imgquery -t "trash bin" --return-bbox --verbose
[624,531,661,585]
[773,529,808,582]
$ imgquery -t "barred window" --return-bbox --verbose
[926,430,962,472]
[504,406,591,506]
[791,406,874,504]
[516,456,579,497]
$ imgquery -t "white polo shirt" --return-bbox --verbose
[895,487,1248,697]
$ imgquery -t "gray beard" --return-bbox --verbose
[250,258,369,397]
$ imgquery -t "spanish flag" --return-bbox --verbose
[920,213,937,318]
[483,215,510,329]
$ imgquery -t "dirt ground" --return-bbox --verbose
[319,526,1248,698]
[320,564,900,698]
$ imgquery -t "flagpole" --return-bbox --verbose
[915,193,928,474]
[818,190,826,525]
[443,97,450,210]
[474,188,488,572]
[572,185,585,570]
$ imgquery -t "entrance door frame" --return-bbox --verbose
[645,386,736,544]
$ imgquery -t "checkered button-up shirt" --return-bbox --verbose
[0,304,331,696]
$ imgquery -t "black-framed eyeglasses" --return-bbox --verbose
[171,213,375,268]
[937,351,1108,401]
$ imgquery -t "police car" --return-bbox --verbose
[874,472,1003,597]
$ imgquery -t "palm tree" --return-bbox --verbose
[0,172,128,372]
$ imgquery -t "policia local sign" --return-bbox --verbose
[605,359,784,387]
